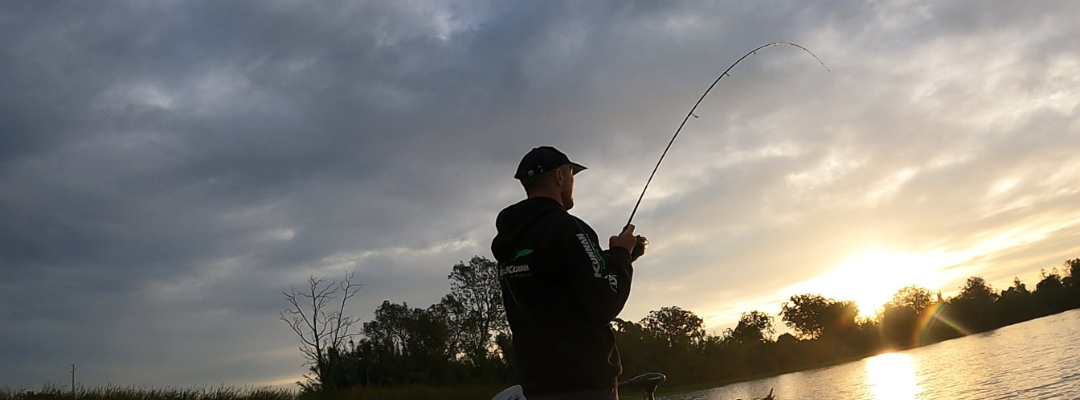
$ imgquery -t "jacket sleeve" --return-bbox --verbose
[556,219,634,325]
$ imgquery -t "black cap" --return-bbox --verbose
[514,146,587,179]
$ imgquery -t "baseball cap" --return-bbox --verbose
[513,146,587,179]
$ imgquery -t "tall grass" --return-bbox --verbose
[0,386,295,400]
[301,385,506,400]
[1,385,507,400]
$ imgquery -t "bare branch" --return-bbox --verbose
[279,272,361,387]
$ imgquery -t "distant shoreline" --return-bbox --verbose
[652,308,1080,398]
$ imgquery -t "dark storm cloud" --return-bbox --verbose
[1,0,697,385]
[0,0,529,385]
[3,0,1079,387]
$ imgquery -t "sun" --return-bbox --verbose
[783,249,964,318]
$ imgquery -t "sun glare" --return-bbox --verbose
[783,249,966,317]
[865,352,920,399]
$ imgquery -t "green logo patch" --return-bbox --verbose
[511,249,533,260]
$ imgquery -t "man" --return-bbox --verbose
[491,146,643,400]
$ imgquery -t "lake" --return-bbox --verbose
[661,308,1080,400]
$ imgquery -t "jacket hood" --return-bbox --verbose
[492,197,565,262]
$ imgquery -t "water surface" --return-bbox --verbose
[662,309,1080,400]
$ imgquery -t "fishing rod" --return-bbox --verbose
[626,42,830,229]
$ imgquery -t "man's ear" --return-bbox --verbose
[553,167,565,186]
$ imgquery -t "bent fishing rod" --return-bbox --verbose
[625,42,830,229]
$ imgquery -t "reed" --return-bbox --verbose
[1,386,295,400]
[1,384,506,400]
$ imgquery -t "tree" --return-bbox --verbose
[1066,259,1080,282]
[1005,277,1030,296]
[886,285,934,315]
[780,294,858,340]
[954,277,998,304]
[948,277,999,332]
[880,285,935,348]
[641,306,706,349]
[445,256,507,364]
[1065,259,1080,308]
[1063,259,1080,306]
[613,317,671,380]
[431,294,468,358]
[346,300,458,386]
[362,301,413,354]
[780,294,830,339]
[996,277,1032,325]
[1037,268,1063,292]
[280,272,361,391]
[725,310,775,344]
[1034,268,1070,314]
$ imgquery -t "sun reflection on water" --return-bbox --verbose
[865,353,920,400]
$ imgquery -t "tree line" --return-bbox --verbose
[616,259,1080,386]
[282,257,1080,391]
[281,256,513,392]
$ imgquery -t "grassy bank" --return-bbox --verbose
[1,384,509,400]
[1,386,295,400]
[0,351,899,400]
[304,385,508,400]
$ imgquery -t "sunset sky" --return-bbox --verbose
[2,0,1079,388]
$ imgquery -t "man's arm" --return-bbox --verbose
[558,219,635,325]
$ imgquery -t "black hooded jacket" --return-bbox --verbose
[491,197,634,396]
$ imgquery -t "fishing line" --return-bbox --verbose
[625,42,830,228]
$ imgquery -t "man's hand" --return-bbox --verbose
[610,224,638,254]
[630,235,647,261]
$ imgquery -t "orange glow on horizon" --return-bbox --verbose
[782,249,969,318]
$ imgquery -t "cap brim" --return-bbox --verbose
[569,162,587,175]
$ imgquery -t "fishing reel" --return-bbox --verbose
[631,235,648,261]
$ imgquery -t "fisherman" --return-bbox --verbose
[492,146,644,400]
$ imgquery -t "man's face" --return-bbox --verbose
[561,165,575,210]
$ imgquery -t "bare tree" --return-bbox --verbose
[280,271,360,390]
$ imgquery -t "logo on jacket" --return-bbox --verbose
[500,264,530,277]
[510,249,533,261]
[606,274,618,292]
[576,233,602,278]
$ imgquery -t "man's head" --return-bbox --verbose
[514,146,586,210]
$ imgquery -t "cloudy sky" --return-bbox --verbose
[3,0,1079,389]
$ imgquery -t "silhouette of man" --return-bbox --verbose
[492,146,642,400]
